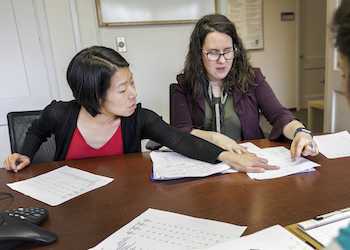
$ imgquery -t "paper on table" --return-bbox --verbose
[205,224,314,250]
[88,208,247,250]
[7,165,113,206]
[240,142,319,180]
[313,131,350,159]
[150,151,236,180]
[151,143,318,180]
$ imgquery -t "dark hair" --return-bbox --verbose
[182,13,256,101]
[66,46,129,116]
[333,0,350,100]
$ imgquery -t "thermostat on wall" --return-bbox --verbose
[281,12,294,21]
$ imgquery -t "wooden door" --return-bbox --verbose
[0,0,56,162]
[299,0,327,109]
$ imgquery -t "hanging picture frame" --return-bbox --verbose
[96,0,218,26]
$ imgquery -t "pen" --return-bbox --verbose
[314,207,350,220]
[305,241,316,249]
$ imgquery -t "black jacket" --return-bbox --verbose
[22,100,224,163]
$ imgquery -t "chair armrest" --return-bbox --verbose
[145,140,163,151]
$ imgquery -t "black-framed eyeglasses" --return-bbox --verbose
[201,45,238,61]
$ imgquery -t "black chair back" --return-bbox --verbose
[145,83,178,151]
[7,111,56,164]
[169,83,177,126]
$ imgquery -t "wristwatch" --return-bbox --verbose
[294,127,313,138]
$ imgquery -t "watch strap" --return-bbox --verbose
[294,127,313,138]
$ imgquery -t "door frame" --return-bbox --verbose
[324,0,342,133]
[295,0,301,111]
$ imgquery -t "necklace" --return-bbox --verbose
[210,81,222,88]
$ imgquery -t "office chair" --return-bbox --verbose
[145,83,177,150]
[7,110,56,164]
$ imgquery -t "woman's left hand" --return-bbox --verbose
[290,132,319,160]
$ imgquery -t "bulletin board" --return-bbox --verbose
[227,0,263,50]
[95,0,218,26]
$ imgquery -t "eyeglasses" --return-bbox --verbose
[201,45,238,61]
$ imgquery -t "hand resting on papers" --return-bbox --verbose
[217,151,279,173]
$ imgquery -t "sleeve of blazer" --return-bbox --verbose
[172,75,197,133]
[253,68,300,140]
[139,107,225,163]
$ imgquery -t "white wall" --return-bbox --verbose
[249,0,297,109]
[0,0,299,163]
[46,0,298,124]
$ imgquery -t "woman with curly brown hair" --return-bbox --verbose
[173,13,319,162]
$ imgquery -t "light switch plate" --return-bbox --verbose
[116,37,127,53]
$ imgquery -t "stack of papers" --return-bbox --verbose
[89,208,247,250]
[241,142,320,180]
[151,142,320,181]
[150,151,235,180]
[89,208,314,250]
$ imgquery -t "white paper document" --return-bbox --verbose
[7,165,113,206]
[89,208,247,250]
[150,151,236,180]
[313,131,350,159]
[240,142,319,180]
[205,224,314,250]
[151,143,319,181]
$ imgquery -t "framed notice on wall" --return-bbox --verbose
[227,0,263,50]
[95,0,218,26]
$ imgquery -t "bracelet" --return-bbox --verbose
[294,127,313,138]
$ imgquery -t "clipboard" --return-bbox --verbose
[287,209,350,248]
[285,223,323,250]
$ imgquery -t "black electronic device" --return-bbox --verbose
[0,207,58,250]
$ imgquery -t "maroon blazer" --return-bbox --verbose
[173,68,298,141]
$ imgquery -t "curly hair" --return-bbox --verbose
[182,14,256,101]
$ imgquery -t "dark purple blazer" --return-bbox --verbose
[173,68,298,141]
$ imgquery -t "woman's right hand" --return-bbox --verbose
[191,129,249,154]
[217,151,279,173]
[3,153,31,172]
[211,133,249,154]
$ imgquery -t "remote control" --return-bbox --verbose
[0,207,49,225]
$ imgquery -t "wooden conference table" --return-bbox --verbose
[1,138,350,249]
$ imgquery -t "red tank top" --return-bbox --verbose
[65,125,123,160]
